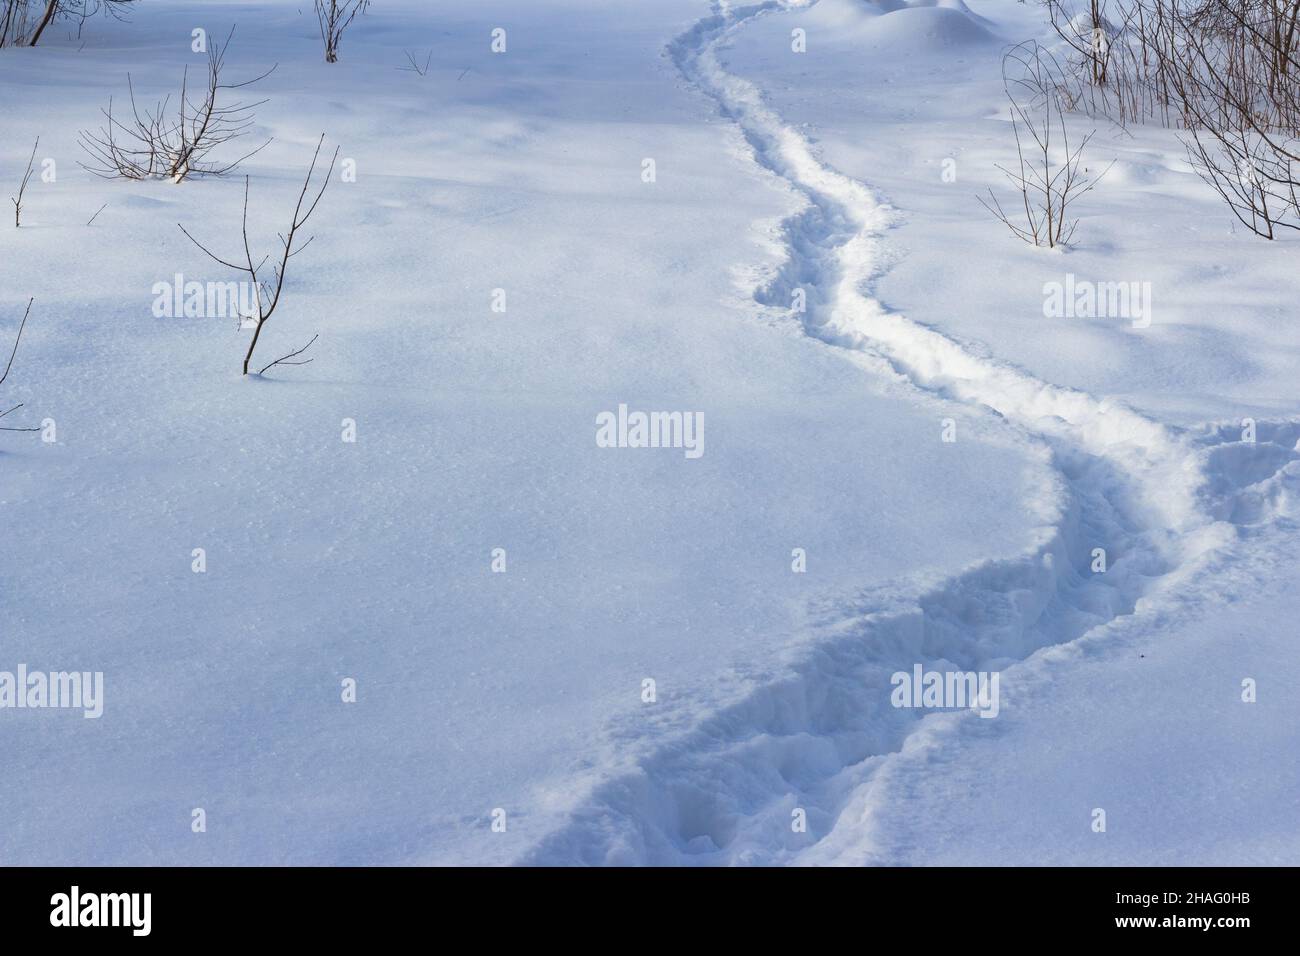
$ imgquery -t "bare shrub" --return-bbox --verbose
[79,27,273,183]
[979,42,1113,248]
[1039,0,1189,126]
[315,0,368,64]
[1035,2,1300,237]
[1,0,136,48]
[1170,2,1300,236]
[177,136,338,376]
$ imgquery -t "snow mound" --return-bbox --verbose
[807,0,995,49]
[866,6,994,49]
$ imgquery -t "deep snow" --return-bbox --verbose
[1,0,1296,866]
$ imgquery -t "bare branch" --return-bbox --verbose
[0,297,33,387]
[0,298,39,434]
[398,49,433,76]
[258,333,319,374]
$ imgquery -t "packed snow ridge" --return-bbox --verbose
[521,0,1300,865]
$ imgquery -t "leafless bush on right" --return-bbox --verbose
[1038,1,1300,238]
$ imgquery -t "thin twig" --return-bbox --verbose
[1,298,33,387]
[259,333,319,374]
[0,402,39,431]
[397,49,432,75]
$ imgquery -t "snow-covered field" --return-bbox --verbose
[1,0,1296,866]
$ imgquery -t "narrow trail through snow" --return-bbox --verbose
[521,0,1300,865]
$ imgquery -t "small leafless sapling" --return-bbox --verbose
[11,137,37,227]
[178,136,338,376]
[979,42,1113,248]
[315,0,368,63]
[79,27,273,183]
[1,298,40,433]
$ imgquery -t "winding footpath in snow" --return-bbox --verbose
[522,0,1300,865]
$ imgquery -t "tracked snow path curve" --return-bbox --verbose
[519,0,1300,865]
